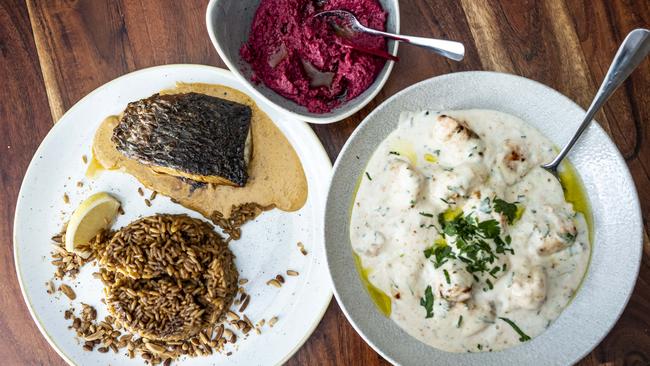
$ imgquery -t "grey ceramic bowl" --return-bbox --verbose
[325,71,643,365]
[205,0,399,124]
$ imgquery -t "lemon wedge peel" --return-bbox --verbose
[64,192,120,257]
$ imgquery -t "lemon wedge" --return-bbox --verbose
[64,192,120,256]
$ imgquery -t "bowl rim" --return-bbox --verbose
[205,0,401,124]
[324,70,643,365]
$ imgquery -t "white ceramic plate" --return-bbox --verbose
[14,65,332,366]
[325,71,643,365]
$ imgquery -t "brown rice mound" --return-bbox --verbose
[91,214,238,342]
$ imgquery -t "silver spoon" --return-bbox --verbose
[542,28,650,176]
[315,10,465,61]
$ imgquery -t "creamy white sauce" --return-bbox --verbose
[350,110,590,352]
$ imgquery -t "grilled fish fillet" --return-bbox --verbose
[112,92,252,186]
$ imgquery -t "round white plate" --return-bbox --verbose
[14,64,332,366]
[325,71,643,366]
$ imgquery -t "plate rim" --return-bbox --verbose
[13,64,333,366]
[324,70,643,366]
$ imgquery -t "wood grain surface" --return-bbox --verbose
[1,0,648,365]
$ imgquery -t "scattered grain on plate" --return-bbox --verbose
[275,274,285,284]
[243,315,253,328]
[149,191,157,201]
[238,294,250,313]
[266,279,282,288]
[223,329,233,340]
[137,187,144,196]
[268,316,278,327]
[76,181,84,188]
[63,193,70,204]
[238,278,248,285]
[59,284,76,300]
[235,320,246,330]
[46,281,55,294]
[144,198,151,207]
[52,214,245,364]
[286,270,299,276]
[226,311,240,321]
[82,155,88,164]
[210,202,272,241]
[257,319,265,327]
[297,241,308,256]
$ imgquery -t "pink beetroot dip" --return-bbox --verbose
[240,0,388,113]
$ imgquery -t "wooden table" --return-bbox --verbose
[1,1,648,364]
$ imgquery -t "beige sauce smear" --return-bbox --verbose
[93,82,308,218]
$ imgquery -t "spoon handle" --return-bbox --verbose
[544,28,650,170]
[361,27,465,61]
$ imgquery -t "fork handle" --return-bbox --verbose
[362,27,465,61]
[543,28,650,171]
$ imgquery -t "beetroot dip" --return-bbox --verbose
[240,0,388,113]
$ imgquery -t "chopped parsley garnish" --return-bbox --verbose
[365,172,372,180]
[433,149,441,156]
[457,315,463,328]
[424,245,455,268]
[420,285,434,318]
[423,247,434,258]
[477,219,500,238]
[485,278,493,290]
[499,317,531,342]
[493,198,518,224]
[489,266,500,278]
[477,344,483,350]
[560,232,577,243]
[429,211,513,278]
[443,269,451,284]
[419,212,434,218]
[389,151,401,155]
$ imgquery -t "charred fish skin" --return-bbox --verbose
[112,92,252,186]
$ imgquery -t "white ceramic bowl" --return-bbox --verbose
[205,0,400,124]
[325,71,643,365]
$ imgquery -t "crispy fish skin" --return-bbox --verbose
[112,92,252,186]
